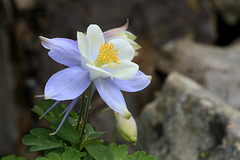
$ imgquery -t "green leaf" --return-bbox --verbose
[128,151,146,159]
[68,117,78,127]
[35,157,49,160]
[32,100,65,122]
[1,155,26,160]
[80,123,105,149]
[109,143,128,160]
[85,123,105,139]
[85,143,114,160]
[62,147,81,160]
[46,152,62,160]
[87,131,106,139]
[79,152,87,158]
[51,119,79,143]
[80,139,101,150]
[23,146,31,155]
[127,151,157,160]
[85,124,95,132]
[61,104,78,119]
[83,154,93,160]
[142,156,157,160]
[22,128,62,151]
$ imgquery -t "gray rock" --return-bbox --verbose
[212,0,240,25]
[142,0,216,46]
[157,39,240,111]
[0,0,19,156]
[138,72,240,160]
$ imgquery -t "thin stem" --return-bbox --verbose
[78,83,93,149]
[113,126,117,143]
[76,92,85,132]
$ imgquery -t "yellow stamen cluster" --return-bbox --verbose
[95,43,120,68]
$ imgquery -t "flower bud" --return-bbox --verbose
[114,112,137,145]
[103,20,141,55]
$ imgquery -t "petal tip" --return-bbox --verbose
[44,95,50,100]
[77,31,83,36]
[34,94,44,98]
[39,36,48,42]
[124,19,129,30]
[148,75,152,81]
[88,24,101,31]
[49,132,56,136]
[124,111,131,119]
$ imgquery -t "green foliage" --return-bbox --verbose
[22,128,62,151]
[85,143,114,160]
[50,119,79,143]
[34,148,85,160]
[109,143,128,160]
[126,151,157,160]
[1,155,26,160]
[109,143,157,160]
[10,100,157,160]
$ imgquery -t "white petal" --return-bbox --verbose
[127,39,141,51]
[108,38,135,61]
[77,31,91,61]
[124,31,137,40]
[94,78,131,119]
[101,60,139,80]
[44,66,91,101]
[86,63,111,80]
[87,25,105,61]
[113,70,151,92]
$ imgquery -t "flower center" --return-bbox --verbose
[94,43,120,68]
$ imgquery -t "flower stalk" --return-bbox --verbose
[78,83,93,149]
[76,92,85,132]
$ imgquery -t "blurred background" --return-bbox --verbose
[1,0,240,159]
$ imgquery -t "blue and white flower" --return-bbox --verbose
[39,24,151,134]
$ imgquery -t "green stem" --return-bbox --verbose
[113,126,117,143]
[78,83,93,150]
[76,92,85,132]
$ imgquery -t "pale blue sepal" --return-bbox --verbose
[50,96,80,135]
[39,36,81,67]
[39,100,60,119]
[94,78,131,119]
[113,70,152,92]
[44,66,91,101]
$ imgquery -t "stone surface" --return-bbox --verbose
[0,0,19,156]
[212,0,240,25]
[142,0,216,46]
[138,72,240,160]
[156,39,240,111]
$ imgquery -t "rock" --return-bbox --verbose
[14,0,37,11]
[212,0,240,25]
[138,72,240,160]
[156,39,240,110]
[0,0,19,156]
[142,0,216,46]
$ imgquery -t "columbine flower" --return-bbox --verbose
[103,20,141,55]
[39,24,151,134]
[115,112,137,145]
